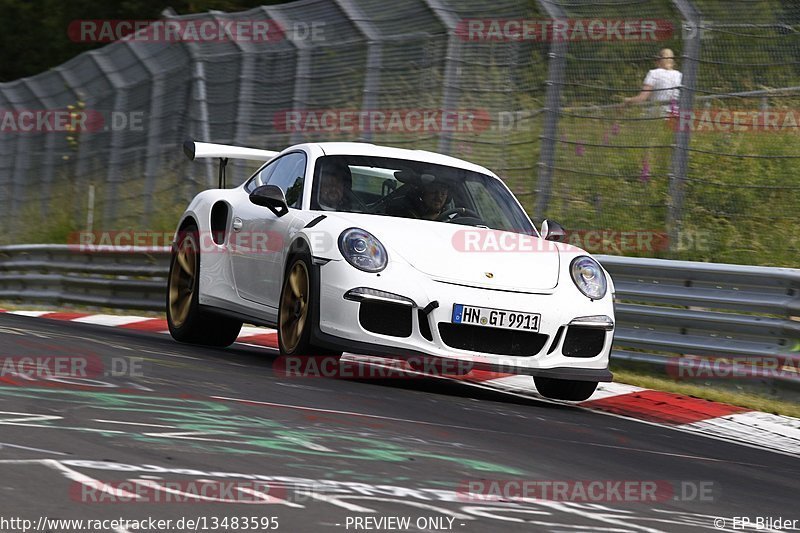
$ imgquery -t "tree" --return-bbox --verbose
[0,0,290,82]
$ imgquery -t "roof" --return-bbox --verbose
[293,142,497,177]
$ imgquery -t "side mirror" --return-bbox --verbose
[249,185,289,217]
[541,219,566,242]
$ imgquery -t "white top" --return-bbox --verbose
[643,68,682,103]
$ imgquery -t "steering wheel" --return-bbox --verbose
[437,207,481,222]
[345,189,369,212]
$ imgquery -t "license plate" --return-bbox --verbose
[452,304,540,332]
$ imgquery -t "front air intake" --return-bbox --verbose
[437,324,548,356]
[562,327,606,358]
[359,301,412,337]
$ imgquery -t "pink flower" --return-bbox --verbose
[639,159,651,183]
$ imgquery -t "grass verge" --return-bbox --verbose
[613,368,800,419]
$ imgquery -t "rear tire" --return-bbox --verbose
[534,376,598,401]
[167,225,242,347]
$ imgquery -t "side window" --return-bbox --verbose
[266,152,306,209]
[245,160,278,193]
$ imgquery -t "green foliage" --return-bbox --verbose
[0,0,290,81]
[4,173,82,245]
[527,104,800,266]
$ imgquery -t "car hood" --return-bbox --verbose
[324,213,560,292]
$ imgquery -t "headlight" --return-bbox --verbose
[338,228,387,273]
[570,256,607,300]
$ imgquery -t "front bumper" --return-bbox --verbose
[310,259,615,382]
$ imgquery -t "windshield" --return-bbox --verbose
[310,155,535,234]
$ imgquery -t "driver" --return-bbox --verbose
[387,179,450,220]
[417,181,449,220]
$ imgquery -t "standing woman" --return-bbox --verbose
[624,48,682,115]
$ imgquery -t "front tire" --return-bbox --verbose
[278,253,340,357]
[534,376,598,401]
[167,225,242,347]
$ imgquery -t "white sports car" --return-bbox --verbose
[167,139,615,400]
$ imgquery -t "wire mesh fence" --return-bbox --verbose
[0,0,797,266]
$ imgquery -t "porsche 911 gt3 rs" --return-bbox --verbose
[167,139,615,400]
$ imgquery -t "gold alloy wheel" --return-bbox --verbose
[168,236,196,329]
[280,260,310,353]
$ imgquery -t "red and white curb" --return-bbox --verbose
[482,375,800,458]
[2,309,799,457]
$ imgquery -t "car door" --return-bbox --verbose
[230,152,306,308]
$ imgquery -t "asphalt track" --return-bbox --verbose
[0,312,797,533]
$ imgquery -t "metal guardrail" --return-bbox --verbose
[601,255,800,387]
[1,245,798,386]
[0,245,170,311]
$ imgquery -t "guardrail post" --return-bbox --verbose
[7,83,35,235]
[22,79,60,220]
[533,0,568,220]
[425,0,462,155]
[91,51,129,229]
[214,11,259,186]
[335,0,383,143]
[0,88,10,236]
[56,66,92,230]
[264,7,311,147]
[125,42,166,228]
[667,0,702,250]
[163,8,214,195]
[191,59,214,190]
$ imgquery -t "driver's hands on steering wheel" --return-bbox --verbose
[436,207,481,222]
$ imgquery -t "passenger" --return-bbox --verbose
[317,163,352,210]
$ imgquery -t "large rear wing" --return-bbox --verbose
[183,138,280,188]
